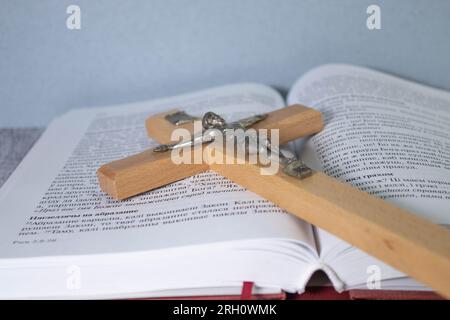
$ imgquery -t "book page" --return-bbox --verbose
[0,83,316,259]
[288,64,450,225]
[287,64,450,289]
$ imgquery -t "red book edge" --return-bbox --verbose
[143,292,286,300]
[137,282,286,300]
[289,287,444,300]
[348,289,444,300]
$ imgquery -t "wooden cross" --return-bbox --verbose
[97,105,450,298]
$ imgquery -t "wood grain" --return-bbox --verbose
[97,148,209,200]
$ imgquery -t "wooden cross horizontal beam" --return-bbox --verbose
[97,105,450,298]
[97,105,323,200]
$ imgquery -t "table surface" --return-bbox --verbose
[0,128,43,187]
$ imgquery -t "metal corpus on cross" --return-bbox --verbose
[97,105,450,298]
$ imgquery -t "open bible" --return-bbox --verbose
[0,64,448,299]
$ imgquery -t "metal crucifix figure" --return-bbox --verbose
[152,111,312,179]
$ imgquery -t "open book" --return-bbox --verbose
[0,64,449,299]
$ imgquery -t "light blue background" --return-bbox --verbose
[1,0,449,127]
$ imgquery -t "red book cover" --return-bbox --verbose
[139,280,444,300]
